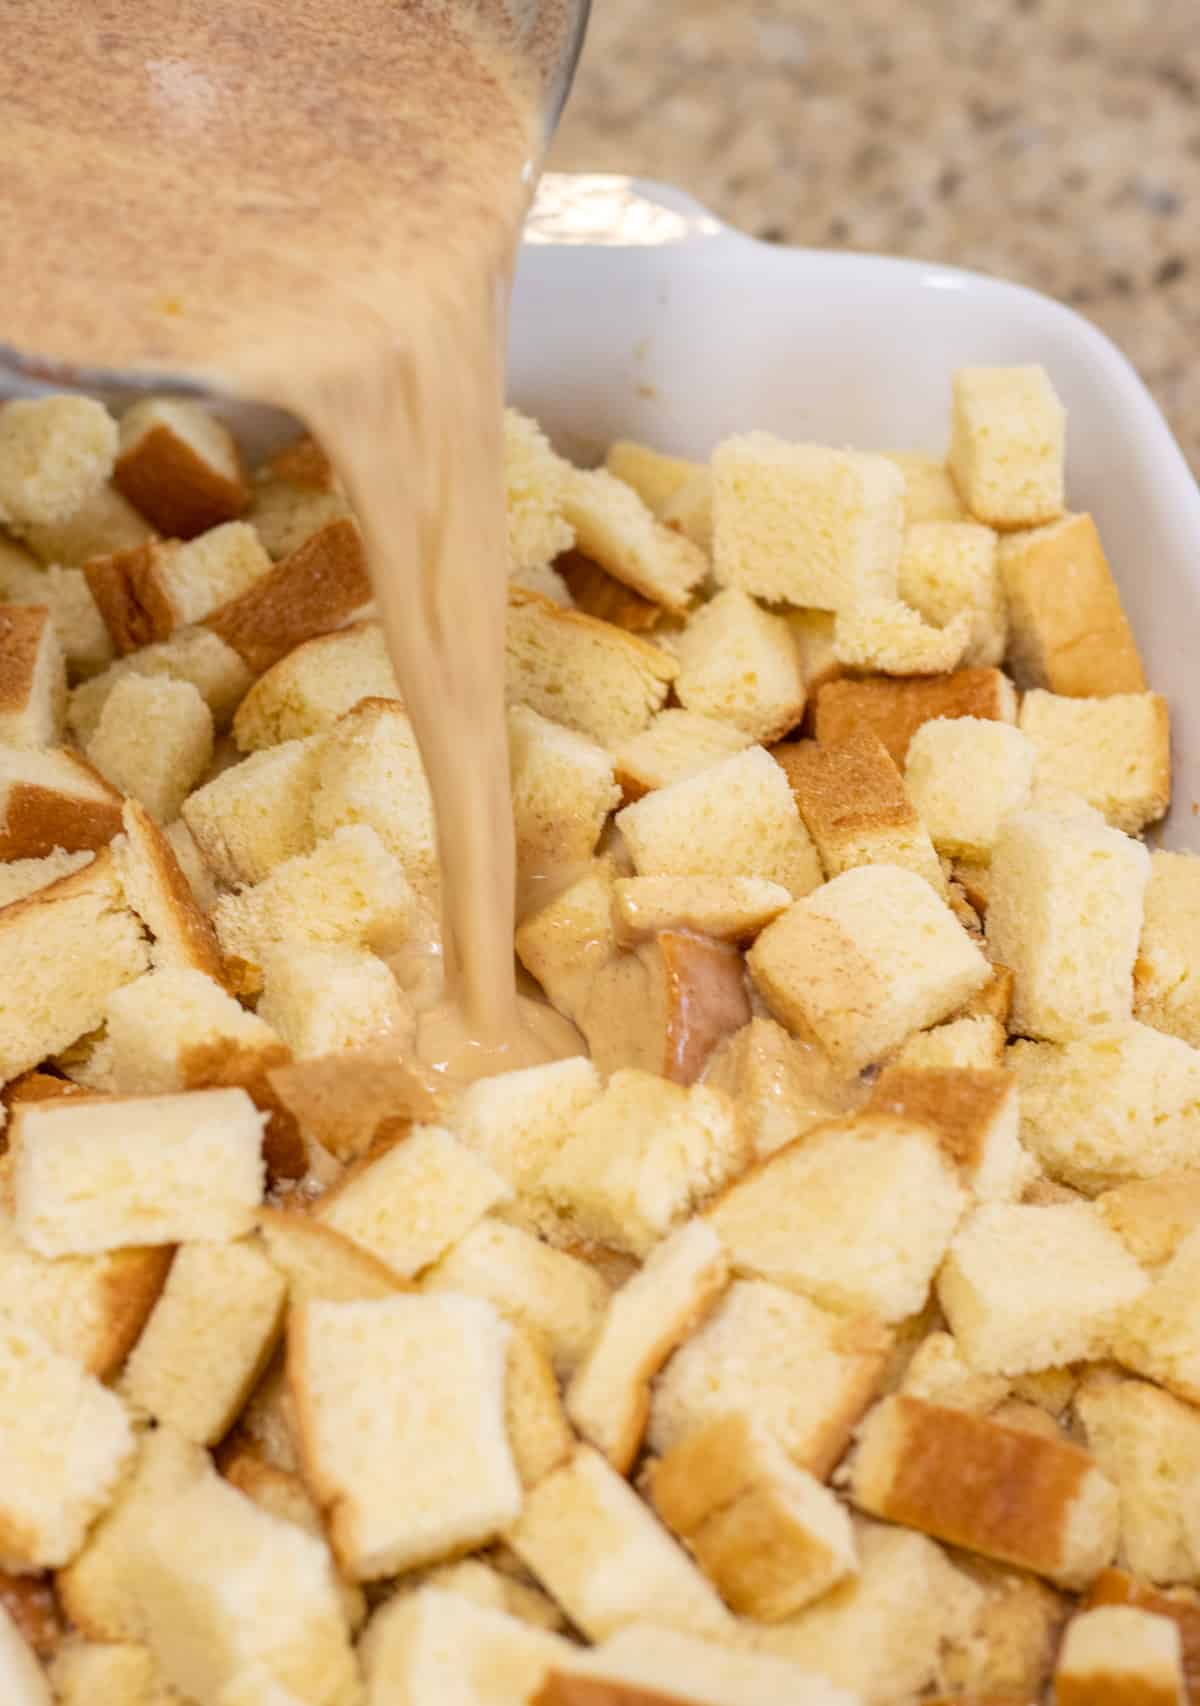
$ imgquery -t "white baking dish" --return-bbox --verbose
[511,173,1200,849]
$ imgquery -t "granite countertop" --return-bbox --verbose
[550,0,1199,470]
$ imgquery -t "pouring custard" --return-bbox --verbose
[0,0,581,1079]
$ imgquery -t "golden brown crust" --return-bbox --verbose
[1057,1671,1183,1706]
[262,436,338,492]
[181,1034,305,1183]
[83,541,177,653]
[205,517,370,674]
[91,1245,176,1379]
[0,606,50,716]
[265,1049,441,1164]
[508,584,679,680]
[120,799,227,984]
[959,964,1013,1023]
[656,931,752,1087]
[558,552,664,634]
[534,1678,687,1706]
[0,753,124,860]
[772,729,918,840]
[1086,1569,1200,1700]
[814,668,1016,768]
[113,419,249,539]
[868,1066,1012,1177]
[0,1570,63,1660]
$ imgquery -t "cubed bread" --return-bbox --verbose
[212,824,417,996]
[897,1329,1009,1414]
[556,550,657,628]
[537,1070,746,1259]
[87,673,213,821]
[257,1208,405,1305]
[0,398,117,529]
[773,729,944,890]
[232,622,398,752]
[617,744,822,897]
[0,1604,52,1706]
[898,519,1005,667]
[314,1124,510,1281]
[648,1277,891,1473]
[940,1554,1070,1701]
[0,848,148,1081]
[612,876,790,945]
[815,665,1017,767]
[1137,851,1200,1048]
[85,522,271,652]
[0,744,123,859]
[308,698,436,902]
[504,409,575,574]
[205,519,371,677]
[258,945,411,1059]
[948,365,1066,530]
[868,1065,1034,1201]
[361,1585,573,1706]
[423,1216,610,1378]
[748,864,989,1071]
[0,845,92,907]
[509,705,619,879]
[704,1016,864,1159]
[0,550,116,678]
[112,798,226,980]
[265,1047,439,1166]
[604,440,701,514]
[543,1622,857,1706]
[182,736,324,886]
[12,1087,265,1255]
[230,1355,303,1477]
[112,398,248,538]
[560,467,706,613]
[938,1202,1147,1373]
[611,709,753,801]
[289,1294,521,1579]
[566,1220,727,1471]
[884,451,968,523]
[508,1445,732,1642]
[712,434,903,610]
[0,606,65,748]
[671,588,806,742]
[19,481,153,567]
[1097,1171,1200,1269]
[1084,1569,1200,1692]
[1019,688,1170,835]
[895,1013,1007,1070]
[850,1394,1116,1588]
[450,1056,602,1200]
[505,589,677,746]
[69,626,254,744]
[707,1112,964,1322]
[988,808,1150,1041]
[833,599,973,675]
[48,1638,173,1706]
[505,1324,576,1492]
[905,716,1035,862]
[650,1412,857,1620]
[249,455,350,564]
[1112,1227,1200,1403]
[999,512,1146,695]
[1055,1605,1186,1706]
[0,1314,134,1570]
[514,859,619,1024]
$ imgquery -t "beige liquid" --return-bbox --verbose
[0,0,581,1080]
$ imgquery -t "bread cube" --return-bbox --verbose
[833,598,973,675]
[988,809,1150,1041]
[0,548,116,678]
[265,1047,440,1166]
[895,1012,1007,1070]
[651,1412,857,1620]
[48,1639,173,1706]
[182,736,323,886]
[258,945,411,1059]
[749,864,989,1071]
[205,518,371,677]
[671,588,806,742]
[509,704,619,880]
[605,439,701,513]
[905,716,1035,862]
[708,1112,964,1322]
[13,1087,265,1255]
[1056,1605,1186,1706]
[1020,688,1170,835]
[112,798,226,982]
[85,522,271,653]
[232,622,397,752]
[514,859,619,1023]
[257,1208,404,1306]
[0,745,123,861]
[815,664,1017,767]
[566,1220,727,1472]
[0,397,116,528]
[505,1324,575,1491]
[104,965,278,1097]
[1112,1227,1200,1403]
[0,1315,134,1570]
[390,1558,563,1634]
[249,454,350,564]
[561,467,707,613]
[712,435,903,610]
[20,480,153,567]
[0,607,65,748]
[704,1016,864,1159]
[773,729,944,890]
[898,519,1006,666]
[449,1056,602,1199]
[852,1396,1117,1590]
[612,708,753,801]
[505,589,677,746]
[648,1277,891,1473]
[289,1294,521,1579]
[87,673,213,821]
[309,698,436,902]
[868,1064,1034,1201]
[938,1202,1147,1374]
[948,364,1066,529]
[897,1329,1009,1415]
[617,744,822,897]
[69,626,253,744]
[504,409,574,574]
[537,1070,746,1259]
[884,451,968,523]
[1137,852,1200,1048]
[111,398,247,538]
[361,1586,572,1706]
[1097,1171,1200,1269]
[556,548,655,625]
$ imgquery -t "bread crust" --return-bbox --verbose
[205,518,370,674]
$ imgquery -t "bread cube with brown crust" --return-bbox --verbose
[868,1064,1034,1201]
[1056,1605,1186,1706]
[560,467,707,613]
[204,518,371,676]
[231,621,398,751]
[113,398,249,539]
[0,398,117,530]
[0,745,122,860]
[0,607,65,748]
[815,665,1017,768]
[85,522,271,653]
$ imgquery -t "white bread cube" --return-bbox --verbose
[999,512,1147,695]
[257,1208,405,1306]
[987,809,1150,1041]
[314,1124,510,1281]
[815,663,1017,767]
[905,716,1035,862]
[617,744,822,897]
[48,1638,173,1706]
[537,1070,747,1259]
[938,1202,1148,1374]
[648,1278,892,1474]
[232,622,397,751]
[566,1220,727,1472]
[121,1238,287,1444]
[833,598,973,675]
[1020,688,1171,835]
[561,467,707,613]
[504,409,574,574]
[948,365,1066,529]
[850,1394,1117,1588]
[650,1412,857,1620]
[360,1584,573,1706]
[707,1112,965,1323]
[182,736,324,886]
[112,798,227,980]
[504,1325,575,1492]
[605,440,701,513]
[712,435,904,610]
[423,1216,610,1378]
[449,1056,602,1200]
[1112,1226,1200,1403]
[1137,851,1200,1048]
[868,1064,1034,1201]
[1075,1370,1200,1585]
[896,1012,1006,1070]
[671,588,806,742]
[0,548,116,678]
[0,606,65,748]
[897,1329,1009,1414]
[258,945,411,1059]
[113,397,248,538]
[748,864,989,1071]
[87,674,213,822]
[212,824,418,996]
[612,875,790,946]
[0,1314,134,1570]
[249,467,350,565]
[0,845,92,907]
[1010,1025,1200,1193]
[507,1445,732,1642]
[13,1088,265,1255]
[0,397,116,529]
[898,519,1006,667]
[69,626,253,744]
[1056,1605,1186,1706]
[0,848,148,1081]
[548,1623,858,1706]
[0,1604,52,1706]
[508,705,619,879]
[289,1294,521,1579]
[883,451,968,523]
[704,1016,864,1159]
[1097,1171,1200,1269]
[612,708,753,801]
[505,590,677,746]
[309,699,436,903]
[19,480,152,567]
[84,523,271,652]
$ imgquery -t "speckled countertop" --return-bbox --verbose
[550,0,1199,469]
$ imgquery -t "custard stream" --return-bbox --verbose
[0,0,581,1080]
